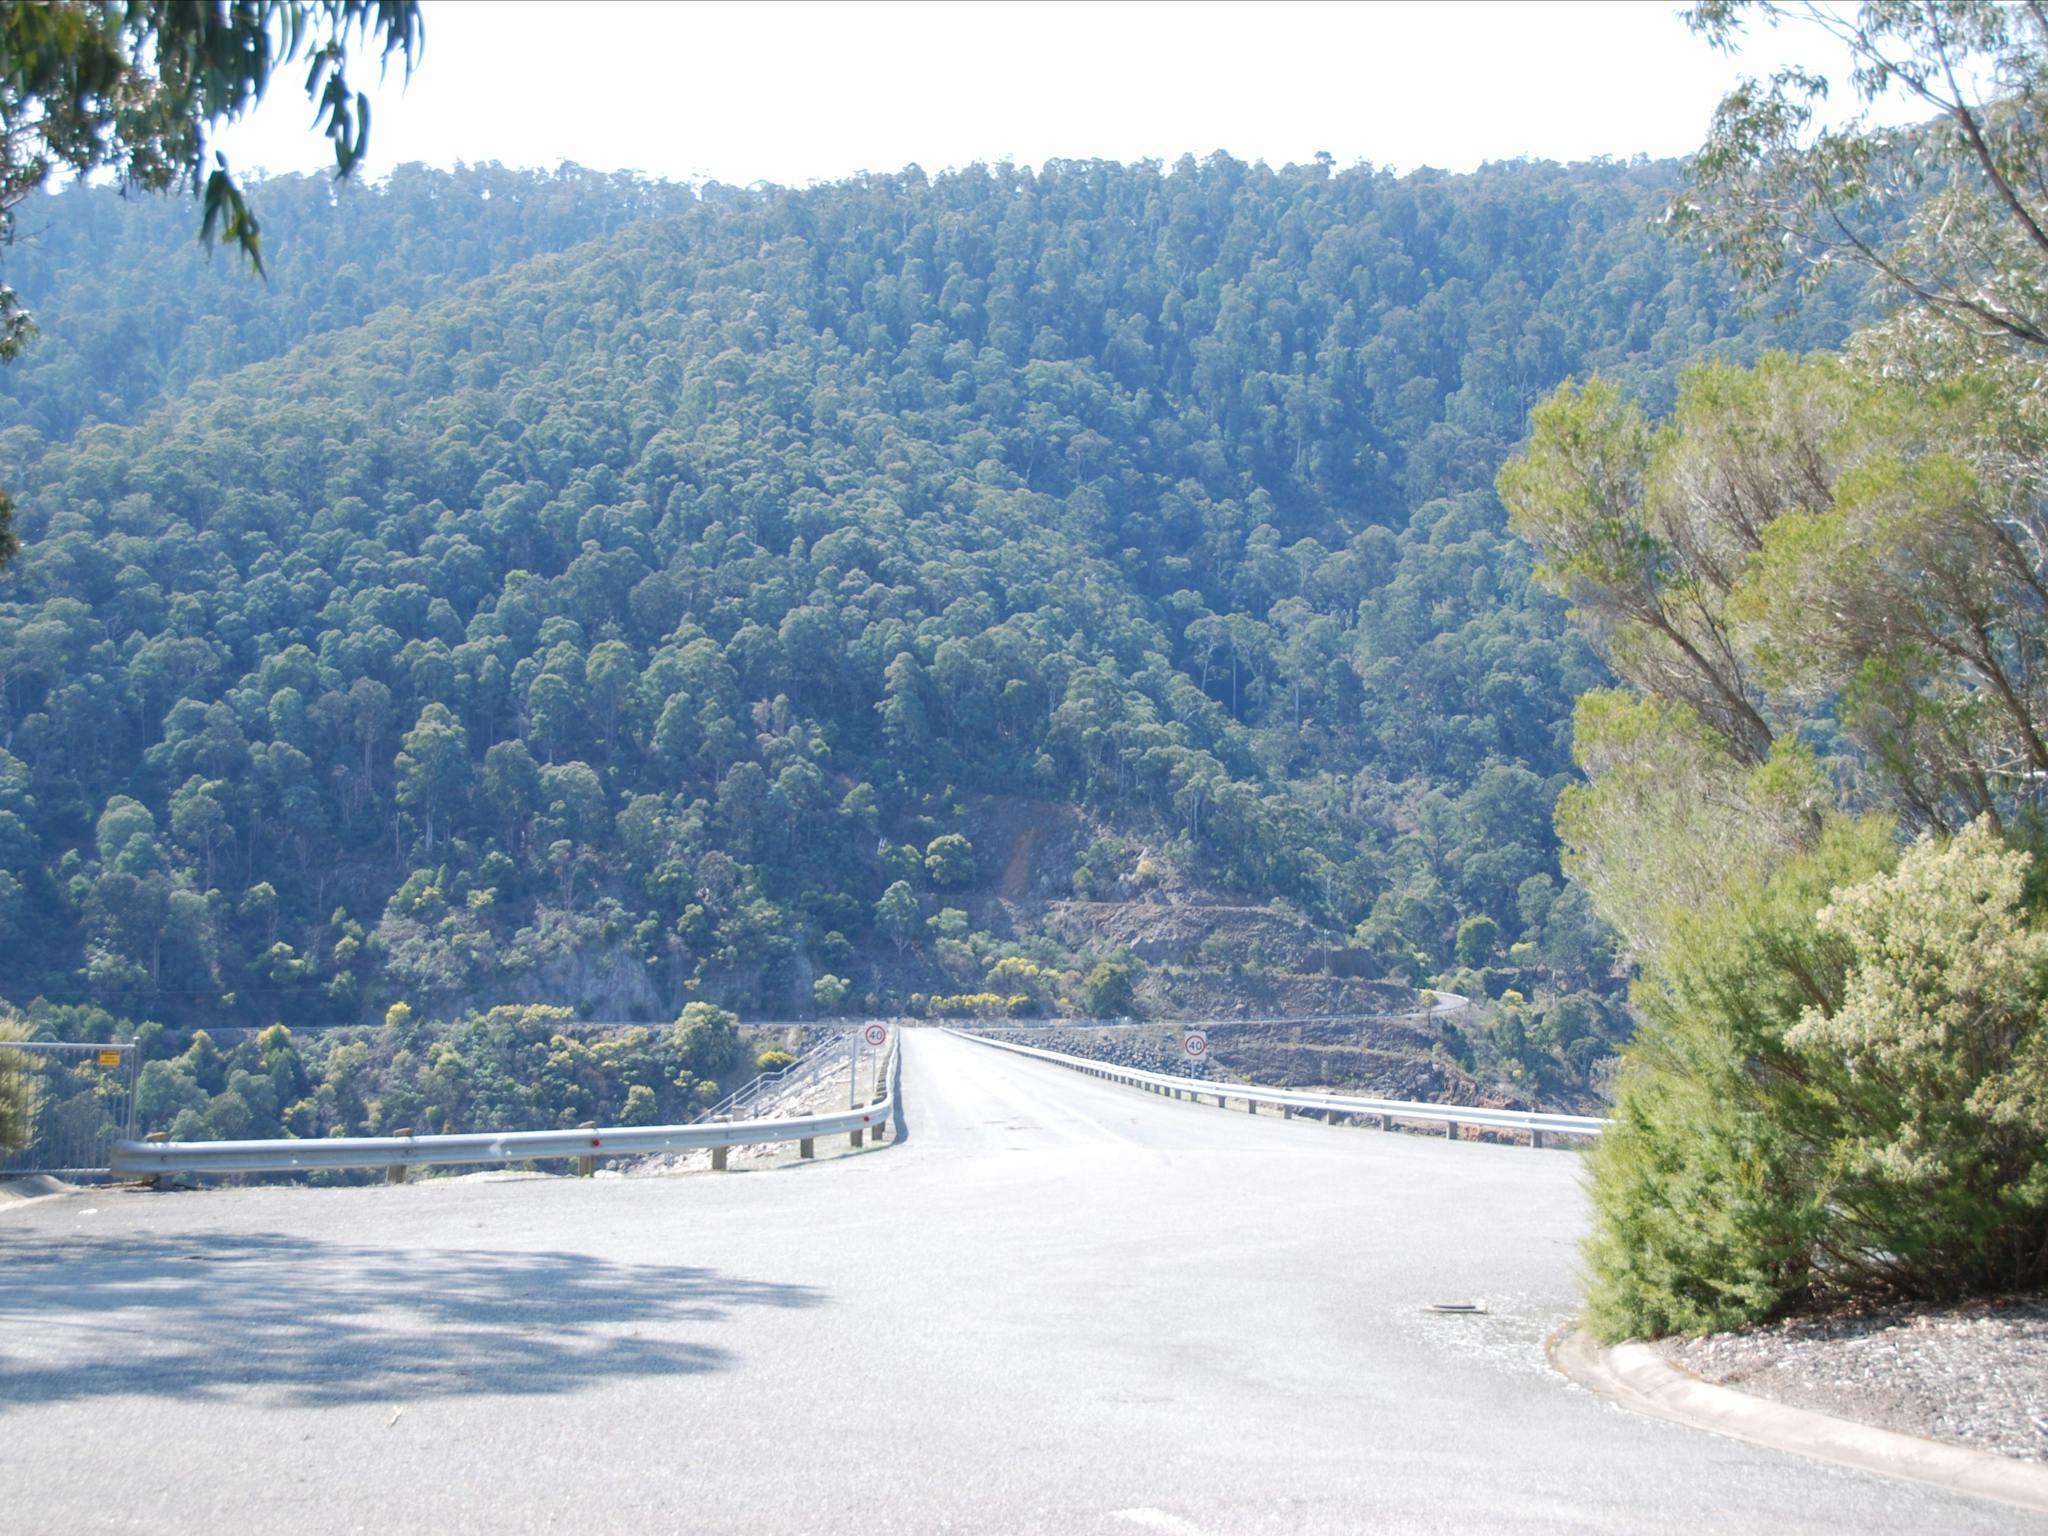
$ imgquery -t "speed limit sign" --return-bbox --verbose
[863,1023,888,1046]
[1182,1030,1208,1061]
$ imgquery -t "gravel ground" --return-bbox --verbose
[1661,1296,2048,1462]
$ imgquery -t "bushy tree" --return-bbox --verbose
[1517,2,2048,1336]
[1079,950,1141,1018]
[617,1083,658,1126]
[1680,0,2048,357]
[1453,915,1500,969]
[0,0,424,570]
[923,834,975,889]
[875,882,920,956]
[0,1007,33,1152]
[670,1001,744,1087]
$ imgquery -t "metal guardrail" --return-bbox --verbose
[110,1036,900,1179]
[944,1029,1607,1145]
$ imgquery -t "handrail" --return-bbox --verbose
[943,1029,1606,1142]
[694,1026,851,1123]
[110,1035,900,1177]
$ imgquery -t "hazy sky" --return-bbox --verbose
[211,0,1901,188]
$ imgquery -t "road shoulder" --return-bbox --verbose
[1550,1325,2048,1517]
[0,1173,85,1211]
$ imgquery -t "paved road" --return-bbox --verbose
[0,1030,2030,1533]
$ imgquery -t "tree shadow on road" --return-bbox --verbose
[0,1227,823,1410]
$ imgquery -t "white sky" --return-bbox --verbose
[209,0,1903,187]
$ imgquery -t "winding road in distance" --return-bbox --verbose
[0,1029,2028,1533]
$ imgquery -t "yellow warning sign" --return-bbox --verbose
[97,1048,122,1068]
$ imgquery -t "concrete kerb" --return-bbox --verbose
[1549,1325,2048,1517]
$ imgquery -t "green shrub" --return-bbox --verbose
[1583,816,1886,1339]
[1584,818,2048,1339]
[1789,821,2048,1301]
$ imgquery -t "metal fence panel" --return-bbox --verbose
[0,1042,137,1176]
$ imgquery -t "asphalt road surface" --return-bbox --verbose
[1,1029,2030,1534]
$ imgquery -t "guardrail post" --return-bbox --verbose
[1245,1099,1256,1114]
[387,1128,413,1184]
[1530,1130,1545,1150]
[1281,1106,1293,1119]
[1380,1115,1394,1132]
[136,1129,168,1187]
[576,1121,598,1177]
[711,1144,729,1171]
[851,1124,864,1148]
[1445,1121,1460,1142]
[799,1136,815,1159]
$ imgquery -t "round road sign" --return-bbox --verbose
[1182,1031,1208,1060]
[863,1023,888,1046]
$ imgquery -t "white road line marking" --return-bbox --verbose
[1109,1509,1205,1534]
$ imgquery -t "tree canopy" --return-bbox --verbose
[0,0,424,572]
[1504,0,2048,1334]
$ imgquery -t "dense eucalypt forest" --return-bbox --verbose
[0,149,1865,1143]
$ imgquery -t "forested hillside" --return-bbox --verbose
[0,154,1860,1057]
[0,162,701,438]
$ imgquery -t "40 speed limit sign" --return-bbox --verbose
[1181,1030,1208,1061]
[863,1023,888,1046]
